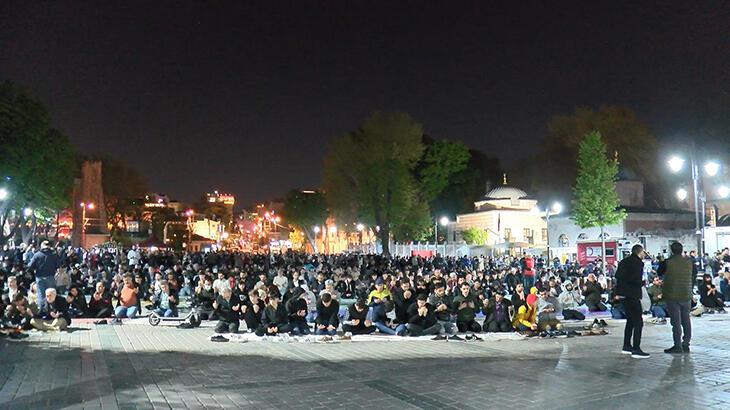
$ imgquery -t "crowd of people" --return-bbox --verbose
[2,241,729,346]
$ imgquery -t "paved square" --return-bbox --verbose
[2,315,730,410]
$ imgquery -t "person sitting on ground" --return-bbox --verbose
[31,288,71,331]
[213,287,241,333]
[582,274,607,311]
[319,279,340,301]
[482,290,513,333]
[369,300,401,335]
[720,269,730,302]
[699,273,726,313]
[2,275,26,306]
[242,290,264,332]
[256,292,291,336]
[286,287,311,335]
[511,283,527,310]
[367,277,391,306]
[88,281,114,318]
[427,283,458,338]
[151,280,178,317]
[65,285,88,318]
[336,273,357,305]
[342,300,376,335]
[315,292,339,336]
[392,279,416,326]
[4,293,35,331]
[513,293,538,334]
[195,276,217,320]
[406,293,444,337]
[453,283,482,333]
[114,275,139,319]
[536,288,562,332]
[647,276,668,321]
[557,281,586,320]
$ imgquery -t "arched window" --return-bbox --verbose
[577,233,588,240]
[598,232,610,239]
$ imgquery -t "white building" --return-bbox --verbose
[446,176,547,255]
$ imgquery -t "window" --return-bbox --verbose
[504,228,512,241]
[541,228,548,242]
[577,233,588,240]
[524,228,534,244]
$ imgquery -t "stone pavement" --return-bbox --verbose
[2,314,730,410]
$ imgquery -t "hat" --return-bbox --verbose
[325,279,334,286]
[530,287,538,295]
[375,277,384,285]
[526,294,538,305]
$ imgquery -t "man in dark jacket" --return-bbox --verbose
[615,244,649,358]
[242,290,265,332]
[315,293,339,336]
[392,280,416,325]
[427,283,458,337]
[286,288,310,335]
[406,294,443,337]
[342,300,376,335]
[661,242,693,354]
[31,288,70,331]
[88,281,114,318]
[28,241,60,309]
[213,287,241,333]
[483,291,513,333]
[255,293,291,336]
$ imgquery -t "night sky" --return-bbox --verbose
[2,1,729,207]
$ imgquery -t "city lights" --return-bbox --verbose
[439,216,449,226]
[667,156,685,173]
[356,223,365,231]
[23,208,33,217]
[0,188,8,200]
[719,186,730,199]
[676,188,688,201]
[704,161,720,177]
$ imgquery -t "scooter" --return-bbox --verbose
[148,309,201,328]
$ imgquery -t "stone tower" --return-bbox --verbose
[71,160,107,247]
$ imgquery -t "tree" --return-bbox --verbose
[417,139,470,202]
[323,112,424,255]
[520,106,658,204]
[461,227,488,245]
[281,189,328,252]
[572,131,626,274]
[0,81,76,245]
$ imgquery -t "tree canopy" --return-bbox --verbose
[572,131,626,229]
[0,81,76,244]
[281,189,328,252]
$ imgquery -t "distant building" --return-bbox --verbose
[446,175,547,255]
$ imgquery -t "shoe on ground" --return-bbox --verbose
[599,319,608,327]
[94,320,108,325]
[682,344,690,353]
[210,335,229,343]
[631,350,650,359]
[432,335,447,341]
[658,319,667,325]
[470,334,483,341]
[621,345,633,355]
[449,334,464,341]
[339,334,352,341]
[664,346,684,354]
[9,332,28,340]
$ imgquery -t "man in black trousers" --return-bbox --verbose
[615,244,650,358]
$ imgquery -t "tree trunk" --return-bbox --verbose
[305,229,318,253]
[600,225,606,276]
[379,226,390,256]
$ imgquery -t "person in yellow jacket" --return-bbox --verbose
[367,277,392,305]
[513,293,538,332]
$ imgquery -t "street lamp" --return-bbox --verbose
[676,188,688,201]
[0,188,8,201]
[668,152,720,258]
[434,216,449,245]
[544,202,562,259]
[80,202,94,248]
[719,186,730,199]
[23,208,33,217]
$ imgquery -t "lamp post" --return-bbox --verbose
[544,202,563,259]
[668,153,720,259]
[434,216,449,246]
[79,202,95,248]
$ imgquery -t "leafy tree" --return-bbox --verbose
[281,189,328,252]
[0,81,76,245]
[418,139,470,202]
[521,106,658,204]
[572,131,626,274]
[461,227,488,245]
[324,112,424,255]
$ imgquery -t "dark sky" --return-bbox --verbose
[2,1,729,207]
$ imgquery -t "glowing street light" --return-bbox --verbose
[668,156,685,173]
[328,225,337,234]
[439,216,450,226]
[313,226,321,233]
[0,188,8,200]
[551,202,563,214]
[718,186,730,199]
[704,161,720,177]
[356,223,365,231]
[23,208,33,217]
[676,188,688,201]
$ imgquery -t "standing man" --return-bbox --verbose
[615,244,649,358]
[28,241,60,309]
[660,242,693,353]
